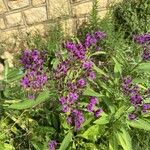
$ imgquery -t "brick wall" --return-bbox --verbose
[0,0,120,42]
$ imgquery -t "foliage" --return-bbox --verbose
[0,0,150,150]
[112,0,150,38]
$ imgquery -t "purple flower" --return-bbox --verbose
[142,46,150,61]
[89,71,96,80]
[20,49,44,70]
[94,108,103,118]
[28,94,35,100]
[87,103,95,112]
[133,33,150,45]
[64,41,86,60]
[20,50,47,99]
[21,76,30,88]
[67,109,84,130]
[130,94,142,105]
[94,31,106,40]
[48,140,57,150]
[87,97,97,112]
[130,85,140,94]
[62,105,70,113]
[128,113,137,120]
[67,82,77,92]
[78,78,86,87]
[142,103,150,113]
[90,97,97,104]
[82,61,93,70]
[96,46,102,51]
[68,92,79,103]
[59,97,67,105]
[84,31,106,48]
[55,61,68,78]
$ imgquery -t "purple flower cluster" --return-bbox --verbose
[20,49,47,99]
[48,140,57,150]
[56,31,106,129]
[142,104,150,113]
[84,31,106,48]
[133,33,150,45]
[21,71,47,89]
[64,42,86,60]
[122,77,150,120]
[87,97,103,118]
[133,33,150,61]
[67,109,84,130]
[20,49,45,70]
[59,89,84,130]
[55,60,69,78]
[82,60,96,80]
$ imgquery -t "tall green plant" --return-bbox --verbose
[77,0,101,40]
[112,0,150,38]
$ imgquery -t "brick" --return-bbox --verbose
[72,2,92,16]
[98,0,108,9]
[0,0,7,14]
[70,0,83,3]
[7,0,29,10]
[6,12,24,27]
[0,29,18,42]
[22,24,45,35]
[48,0,71,19]
[24,7,47,25]
[76,17,89,30]
[109,0,122,5]
[60,18,75,35]
[0,18,6,29]
[32,0,46,6]
[98,10,107,19]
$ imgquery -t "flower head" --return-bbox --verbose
[94,108,103,118]
[133,33,150,45]
[67,109,84,130]
[48,140,57,150]
[128,113,137,120]
[78,78,86,87]
[142,103,150,113]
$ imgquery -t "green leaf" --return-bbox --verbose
[127,118,150,131]
[112,57,122,75]
[116,127,132,150]
[31,141,43,150]
[90,51,106,57]
[94,113,110,125]
[4,143,15,150]
[133,78,148,84]
[114,106,126,120]
[8,90,50,109]
[3,61,9,82]
[137,62,150,72]
[59,131,73,150]
[7,69,23,83]
[52,58,60,70]
[51,113,60,131]
[81,118,93,127]
[80,125,100,140]
[83,86,102,98]
[0,144,5,150]
[84,143,98,150]
[93,64,108,77]
[109,134,118,150]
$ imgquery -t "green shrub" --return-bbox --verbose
[112,0,150,38]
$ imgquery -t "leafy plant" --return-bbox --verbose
[112,0,150,38]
